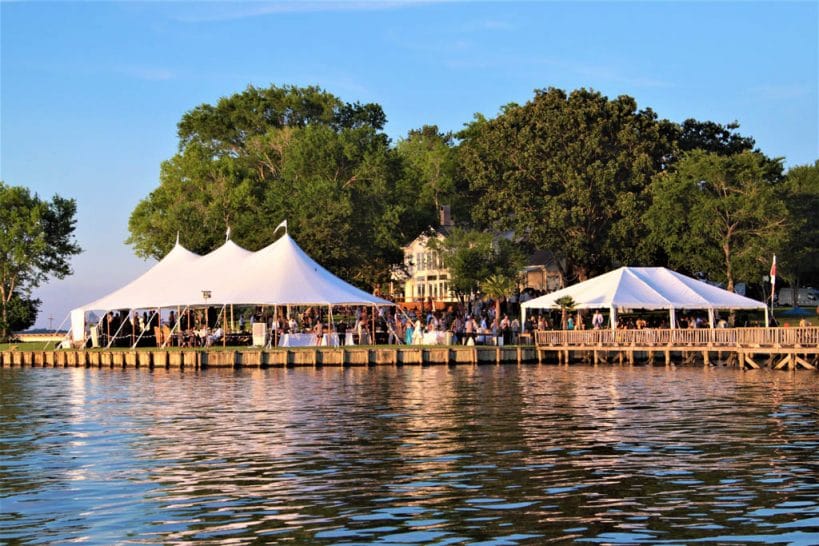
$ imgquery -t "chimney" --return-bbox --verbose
[439,205,453,227]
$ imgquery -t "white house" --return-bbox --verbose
[396,206,458,310]
[392,206,563,310]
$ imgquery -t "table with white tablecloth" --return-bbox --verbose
[278,333,352,347]
[419,331,450,345]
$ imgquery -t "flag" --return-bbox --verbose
[275,219,287,234]
[225,225,231,241]
[770,255,777,287]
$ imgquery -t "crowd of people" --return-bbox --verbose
[97,308,228,347]
[93,297,753,349]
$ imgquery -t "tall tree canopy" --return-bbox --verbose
[460,87,675,281]
[779,161,819,289]
[394,125,467,232]
[676,119,757,157]
[0,182,81,340]
[128,84,406,287]
[645,150,787,291]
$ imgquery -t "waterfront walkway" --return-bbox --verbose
[1,327,816,370]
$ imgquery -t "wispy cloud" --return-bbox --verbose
[750,84,813,101]
[173,1,435,24]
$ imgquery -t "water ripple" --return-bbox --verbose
[1,366,817,544]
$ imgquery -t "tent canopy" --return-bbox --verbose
[225,233,392,306]
[79,241,203,312]
[521,267,767,329]
[74,232,392,315]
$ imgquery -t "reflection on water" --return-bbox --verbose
[1,366,817,544]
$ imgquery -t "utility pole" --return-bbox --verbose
[48,315,54,332]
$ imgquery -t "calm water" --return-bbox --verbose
[1,365,817,545]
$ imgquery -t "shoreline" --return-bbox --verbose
[1,344,816,369]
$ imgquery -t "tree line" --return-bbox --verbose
[2,83,816,338]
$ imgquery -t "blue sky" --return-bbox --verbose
[1,1,817,329]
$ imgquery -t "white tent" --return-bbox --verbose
[78,241,201,312]
[520,266,769,330]
[70,231,392,343]
[70,241,201,341]
[227,233,393,306]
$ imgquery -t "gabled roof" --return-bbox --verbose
[521,266,766,311]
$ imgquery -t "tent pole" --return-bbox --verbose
[328,305,334,345]
[764,306,769,327]
[707,308,715,329]
[271,306,277,349]
[132,308,159,349]
[372,305,376,346]
[107,311,130,349]
[44,313,71,351]
[609,305,617,331]
[163,305,189,348]
[669,308,676,330]
[220,304,227,347]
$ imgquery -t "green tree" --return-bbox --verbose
[395,125,465,227]
[176,84,384,156]
[461,87,675,281]
[255,123,403,284]
[554,295,576,330]
[676,119,757,157]
[429,228,525,301]
[645,150,787,291]
[128,84,404,288]
[128,145,260,259]
[0,183,81,340]
[780,161,819,293]
[480,273,518,323]
[5,293,41,334]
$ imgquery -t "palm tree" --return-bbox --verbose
[554,295,576,330]
[480,273,517,324]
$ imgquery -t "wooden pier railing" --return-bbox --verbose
[534,326,819,349]
[532,327,818,370]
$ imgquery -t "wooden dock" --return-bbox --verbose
[1,327,816,370]
[534,326,818,370]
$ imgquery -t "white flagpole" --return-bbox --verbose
[770,254,776,322]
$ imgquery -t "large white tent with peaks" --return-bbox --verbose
[521,266,769,330]
[70,228,392,342]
